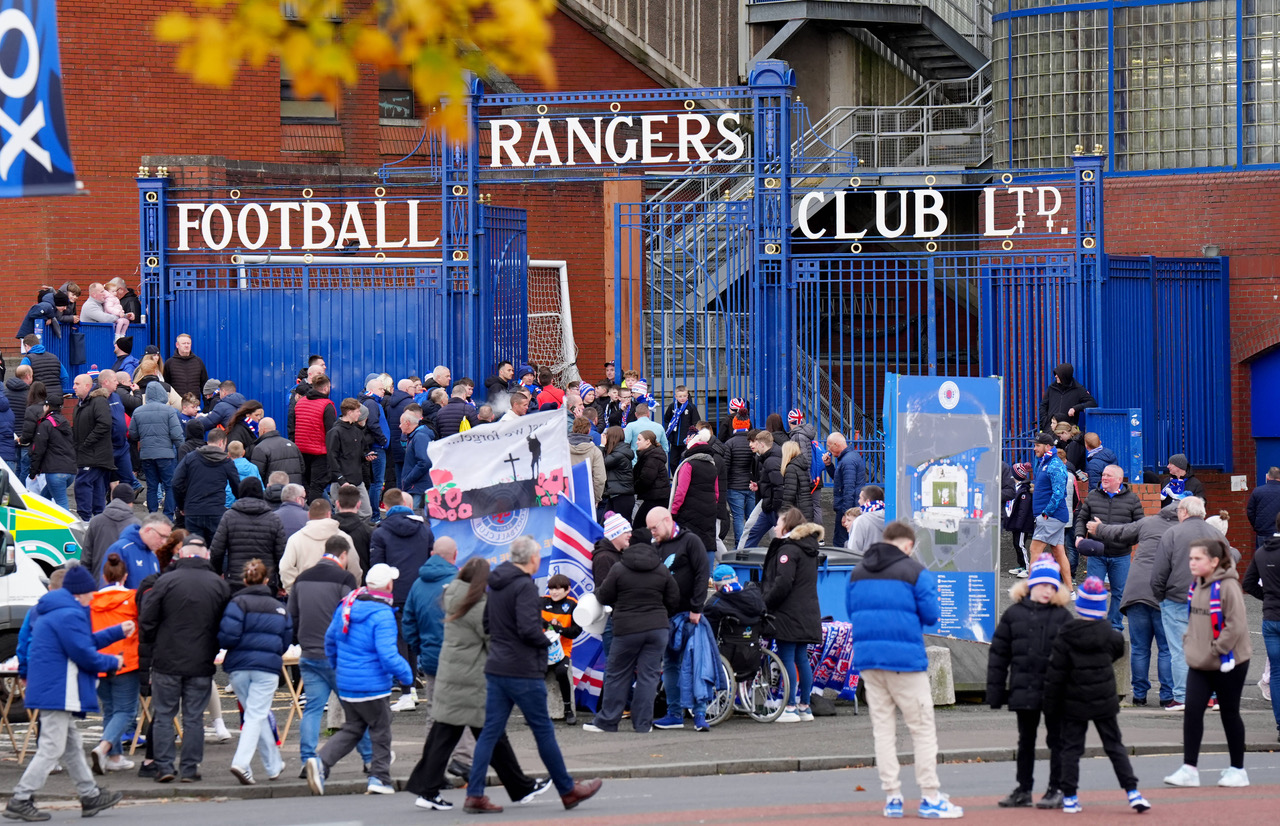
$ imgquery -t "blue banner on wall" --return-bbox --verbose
[0,0,77,197]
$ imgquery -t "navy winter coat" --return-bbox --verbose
[172,444,240,517]
[401,555,458,675]
[201,391,246,431]
[24,588,124,714]
[827,447,867,516]
[0,391,13,463]
[400,424,433,493]
[370,509,435,604]
[846,541,940,672]
[1084,446,1117,490]
[383,389,414,461]
[218,584,293,675]
[1247,479,1280,545]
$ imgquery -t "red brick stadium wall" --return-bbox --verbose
[1104,171,1280,564]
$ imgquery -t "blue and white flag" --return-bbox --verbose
[1,0,77,197]
[550,462,606,711]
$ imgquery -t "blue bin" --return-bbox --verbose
[720,546,862,624]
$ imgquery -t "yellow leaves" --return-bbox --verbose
[153,0,558,141]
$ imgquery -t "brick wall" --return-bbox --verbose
[1104,171,1280,565]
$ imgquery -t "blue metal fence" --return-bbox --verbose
[42,322,148,377]
[1097,255,1231,471]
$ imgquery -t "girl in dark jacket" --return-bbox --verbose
[225,401,264,461]
[631,431,671,528]
[987,553,1073,809]
[778,442,813,517]
[27,400,76,508]
[762,507,822,724]
[764,413,787,449]
[19,381,47,450]
[600,427,635,522]
[218,558,292,785]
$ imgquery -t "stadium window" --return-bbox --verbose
[279,0,342,123]
[380,69,417,122]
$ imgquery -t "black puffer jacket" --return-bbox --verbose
[779,457,814,516]
[210,497,288,589]
[28,411,76,476]
[139,557,232,678]
[725,431,754,490]
[434,397,476,438]
[334,511,375,575]
[986,596,1073,710]
[707,436,731,526]
[1037,363,1097,431]
[250,431,305,484]
[602,442,635,497]
[1073,485,1144,556]
[661,529,710,615]
[1243,534,1280,622]
[592,537,622,589]
[596,543,680,636]
[72,389,115,470]
[756,444,784,512]
[162,353,209,400]
[1042,618,1125,721]
[634,443,672,502]
[3,377,29,440]
[762,523,823,644]
[483,561,550,679]
[670,445,719,553]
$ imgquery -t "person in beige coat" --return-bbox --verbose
[1163,536,1252,790]
[279,499,362,591]
[568,417,605,506]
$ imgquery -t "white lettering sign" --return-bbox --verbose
[798,186,1066,240]
[487,112,745,168]
[175,200,441,252]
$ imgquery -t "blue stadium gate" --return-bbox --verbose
[136,60,1230,472]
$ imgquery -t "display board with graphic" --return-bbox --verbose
[882,374,1002,643]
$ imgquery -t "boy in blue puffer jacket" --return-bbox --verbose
[7,565,129,822]
[306,563,413,797]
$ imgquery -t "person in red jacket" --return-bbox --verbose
[291,374,336,502]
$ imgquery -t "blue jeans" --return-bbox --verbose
[113,447,139,489]
[73,466,108,520]
[298,658,372,765]
[367,447,385,522]
[1086,554,1131,632]
[184,512,224,545]
[744,506,774,549]
[16,445,30,482]
[229,670,284,778]
[43,472,73,509]
[467,675,575,798]
[1127,603,1173,703]
[727,489,755,544]
[96,671,140,757]
[1160,598,1190,703]
[1263,620,1280,733]
[775,640,814,706]
[662,625,708,717]
[142,458,176,518]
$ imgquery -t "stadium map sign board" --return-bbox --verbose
[882,373,1002,644]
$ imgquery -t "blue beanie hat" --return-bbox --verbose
[1075,575,1109,619]
[62,565,96,595]
[1025,553,1062,590]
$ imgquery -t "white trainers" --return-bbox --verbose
[776,706,801,723]
[1007,566,1026,577]
[105,756,134,772]
[391,691,417,712]
[797,706,815,722]
[1163,764,1200,787]
[211,720,232,743]
[1218,767,1250,787]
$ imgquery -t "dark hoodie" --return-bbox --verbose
[596,542,681,636]
[172,443,240,517]
[178,418,205,461]
[1037,363,1097,432]
[483,560,551,679]
[29,409,75,476]
[369,509,435,604]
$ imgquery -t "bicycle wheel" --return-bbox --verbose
[745,648,791,723]
[706,654,736,726]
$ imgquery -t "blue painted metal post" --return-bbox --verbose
[442,81,480,380]
[1072,151,1104,387]
[137,175,169,353]
[749,60,797,417]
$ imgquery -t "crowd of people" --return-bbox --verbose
[4,314,1280,820]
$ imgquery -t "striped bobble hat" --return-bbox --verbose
[1012,462,1031,481]
[1075,575,1109,619]
[602,512,632,541]
[787,408,804,425]
[1026,553,1062,590]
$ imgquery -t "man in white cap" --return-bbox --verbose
[305,562,414,797]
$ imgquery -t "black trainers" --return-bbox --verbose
[3,798,50,822]
[79,790,123,818]
[1132,696,1147,706]
[137,762,158,779]
[1035,789,1064,809]
[997,788,1032,808]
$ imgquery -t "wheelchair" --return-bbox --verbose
[705,617,792,724]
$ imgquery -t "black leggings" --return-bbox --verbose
[549,660,573,711]
[1184,663,1250,769]
[1015,709,1062,793]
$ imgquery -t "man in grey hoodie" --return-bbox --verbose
[129,381,184,518]
[81,486,140,576]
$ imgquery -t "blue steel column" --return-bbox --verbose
[442,79,480,379]
[748,60,797,417]
[1073,151,1105,388]
[467,78,491,382]
[137,175,169,352]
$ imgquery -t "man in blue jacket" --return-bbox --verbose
[1083,433,1118,492]
[1031,431,1073,588]
[306,563,413,797]
[823,432,867,547]
[398,408,433,507]
[846,520,962,819]
[6,565,129,822]
[97,513,172,587]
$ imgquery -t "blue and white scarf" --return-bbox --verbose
[860,500,885,514]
